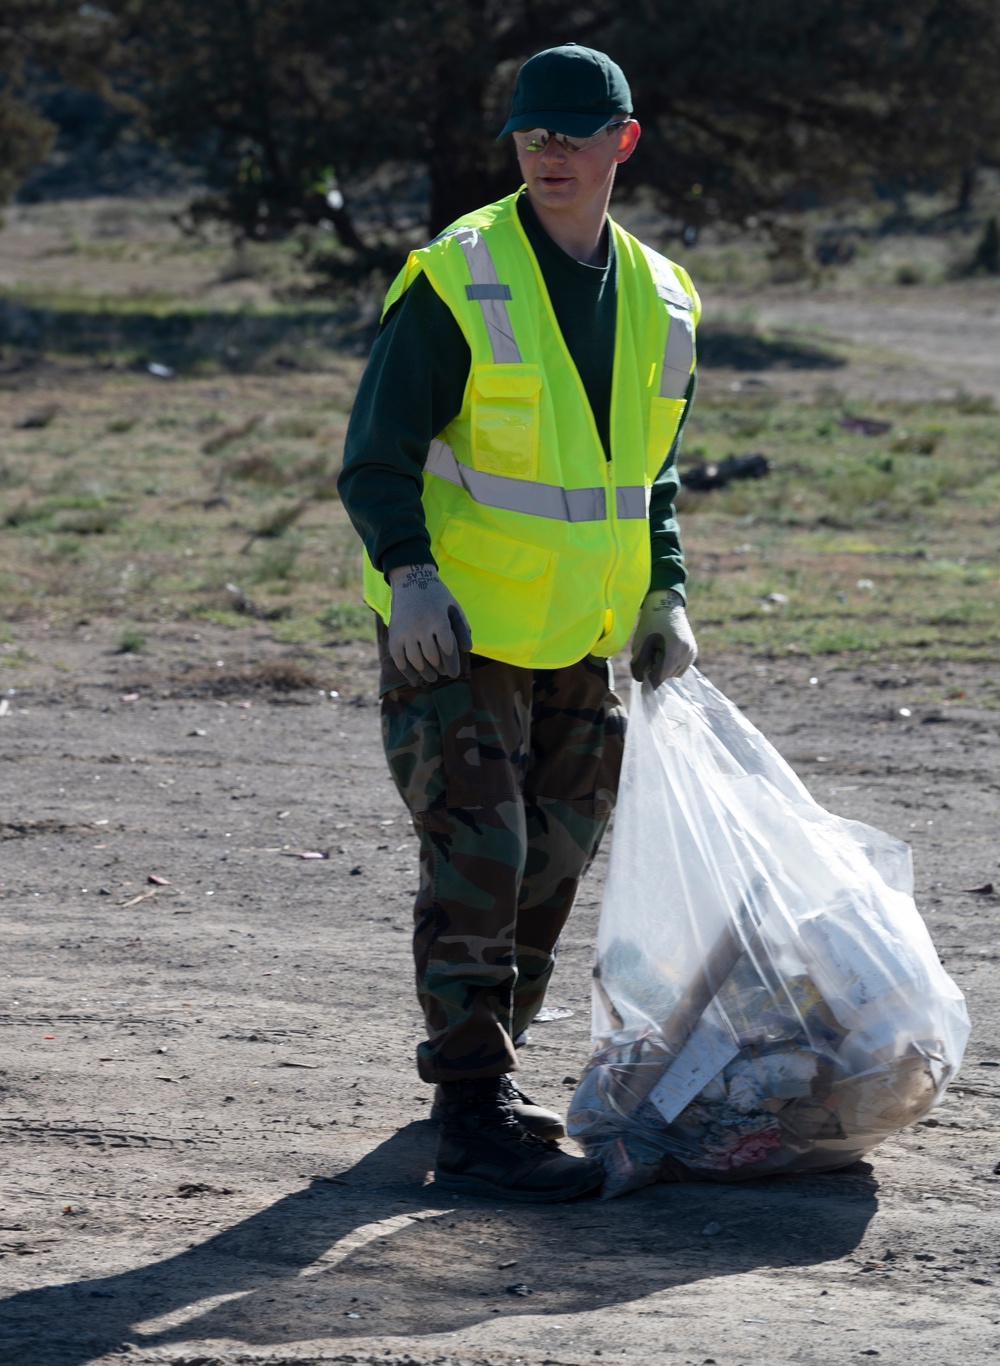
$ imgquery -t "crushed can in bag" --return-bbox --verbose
[568,670,970,1197]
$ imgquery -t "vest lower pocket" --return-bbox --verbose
[436,516,554,664]
[647,396,687,474]
[471,364,542,480]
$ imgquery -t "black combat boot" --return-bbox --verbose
[433,1077,602,1203]
[430,1074,565,1139]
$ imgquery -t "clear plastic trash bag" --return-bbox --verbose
[567,670,970,1197]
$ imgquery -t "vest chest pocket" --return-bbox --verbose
[471,364,542,480]
[647,396,687,479]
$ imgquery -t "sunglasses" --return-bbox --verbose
[511,119,630,154]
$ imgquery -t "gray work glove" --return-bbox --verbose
[630,588,698,687]
[387,564,473,686]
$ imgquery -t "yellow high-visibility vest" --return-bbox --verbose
[363,190,700,668]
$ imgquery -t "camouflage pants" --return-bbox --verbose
[378,622,626,1083]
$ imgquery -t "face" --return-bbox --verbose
[515,118,641,217]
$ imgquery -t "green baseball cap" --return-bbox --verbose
[497,43,632,141]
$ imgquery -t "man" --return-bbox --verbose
[338,43,700,1202]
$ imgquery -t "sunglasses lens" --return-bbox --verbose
[515,129,549,151]
[514,120,626,153]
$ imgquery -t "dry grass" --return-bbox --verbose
[1,194,998,673]
[2,359,995,671]
[0,366,364,651]
[159,657,327,697]
[679,389,1000,663]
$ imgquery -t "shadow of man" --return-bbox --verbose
[0,1122,880,1366]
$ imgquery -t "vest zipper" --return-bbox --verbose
[600,456,622,647]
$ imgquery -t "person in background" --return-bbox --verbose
[338,42,700,1202]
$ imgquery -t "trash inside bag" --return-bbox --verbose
[568,670,970,1197]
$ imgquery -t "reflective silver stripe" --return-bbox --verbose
[466,283,512,301]
[641,244,694,311]
[639,243,696,399]
[454,227,522,364]
[427,438,462,480]
[426,439,606,522]
[425,226,462,247]
[616,485,650,519]
[660,308,695,399]
[654,280,692,309]
[564,487,607,521]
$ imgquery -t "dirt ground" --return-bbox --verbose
[2,211,1000,1364]
[749,276,998,390]
[1,618,999,1366]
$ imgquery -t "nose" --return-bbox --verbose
[538,138,569,169]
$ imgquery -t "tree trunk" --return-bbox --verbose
[427,152,510,238]
[327,202,368,254]
[304,190,368,253]
[424,16,509,236]
[956,164,977,214]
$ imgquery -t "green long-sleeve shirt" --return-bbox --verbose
[338,192,694,597]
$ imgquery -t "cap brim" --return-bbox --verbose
[496,110,616,142]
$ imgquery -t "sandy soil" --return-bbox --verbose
[748,283,1000,404]
[1,622,999,1366]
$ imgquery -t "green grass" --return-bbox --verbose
[679,390,1000,662]
[0,289,367,376]
[4,493,124,533]
[116,625,148,654]
[0,360,365,649]
[1,372,997,666]
[319,602,377,640]
[2,209,998,671]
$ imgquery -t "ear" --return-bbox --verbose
[613,118,641,165]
